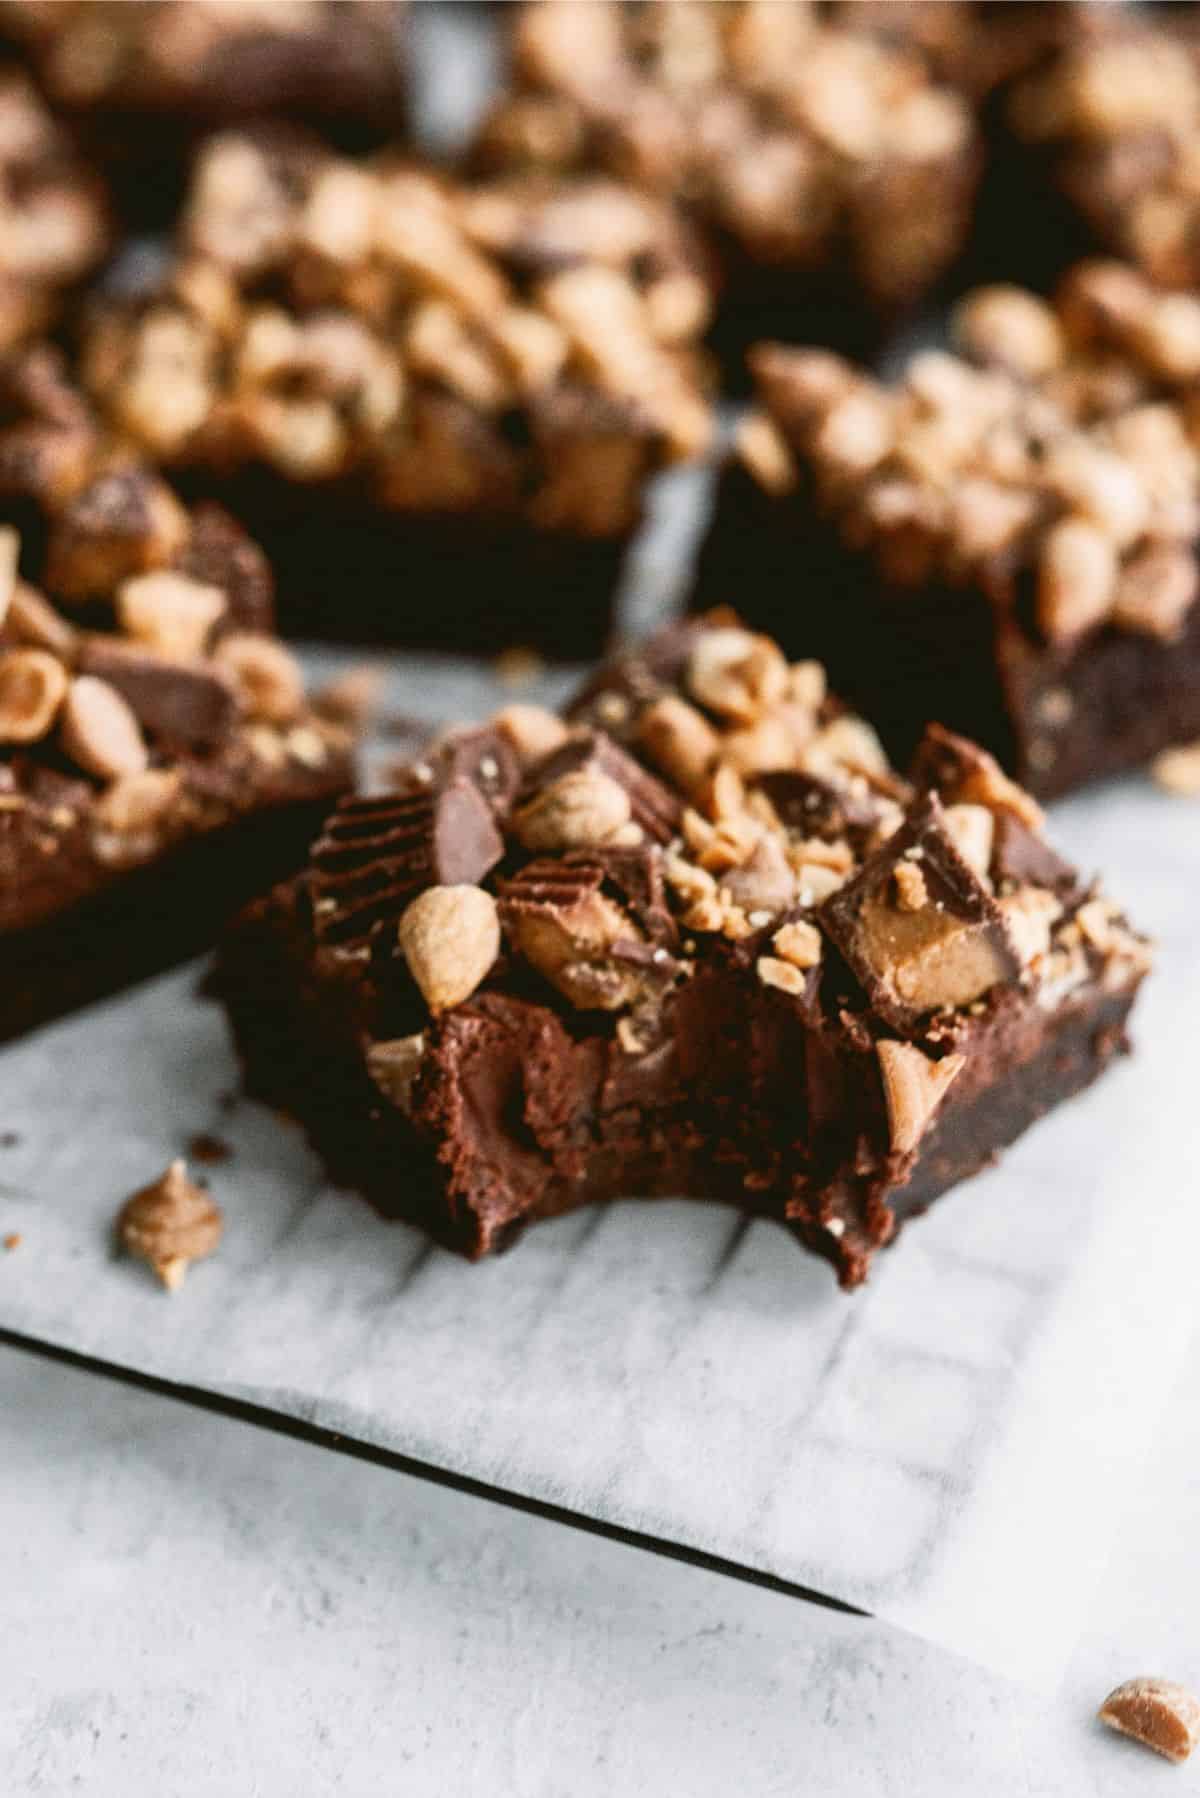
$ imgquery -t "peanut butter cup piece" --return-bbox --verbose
[311,780,504,950]
[820,791,1019,1031]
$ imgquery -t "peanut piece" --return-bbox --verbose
[59,674,148,780]
[0,647,68,743]
[514,769,631,852]
[118,570,227,661]
[399,885,500,1013]
[213,632,305,724]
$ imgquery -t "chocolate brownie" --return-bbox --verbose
[473,0,982,369]
[0,0,407,226]
[216,615,1149,1290]
[0,345,353,1041]
[79,131,714,657]
[0,67,107,352]
[692,261,1200,799]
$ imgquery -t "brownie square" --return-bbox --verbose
[0,345,353,1041]
[79,131,714,658]
[473,0,984,370]
[216,614,1149,1291]
[692,261,1200,798]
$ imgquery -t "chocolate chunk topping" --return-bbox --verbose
[756,770,883,844]
[78,638,238,750]
[589,843,678,948]
[525,728,681,844]
[431,724,522,816]
[820,791,1019,1031]
[175,504,275,635]
[991,812,1079,897]
[311,780,504,949]
[567,617,708,737]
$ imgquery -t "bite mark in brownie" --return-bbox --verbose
[216,615,1150,1290]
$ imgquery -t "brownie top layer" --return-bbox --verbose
[1008,16,1200,288]
[79,131,713,529]
[474,0,980,309]
[0,68,108,352]
[0,344,352,931]
[275,615,1148,1144]
[733,259,1200,652]
[0,0,404,124]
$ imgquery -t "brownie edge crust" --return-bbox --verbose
[216,617,1150,1290]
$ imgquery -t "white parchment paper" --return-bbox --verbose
[0,648,1196,1688]
[2,4,1197,1679]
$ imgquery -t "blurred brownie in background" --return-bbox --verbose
[0,66,107,352]
[0,342,353,1041]
[473,0,982,370]
[79,130,715,657]
[0,0,408,225]
[692,262,1200,799]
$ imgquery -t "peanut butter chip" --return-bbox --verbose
[0,647,68,743]
[398,884,500,1013]
[1099,1678,1200,1763]
[117,1159,223,1291]
[59,674,148,780]
[877,1041,965,1156]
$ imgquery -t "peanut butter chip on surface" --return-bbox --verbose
[59,674,148,779]
[398,884,500,1013]
[118,1159,223,1292]
[877,1041,965,1156]
[1099,1678,1200,1763]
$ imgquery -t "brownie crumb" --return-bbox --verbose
[0,1131,19,1148]
[187,1131,232,1166]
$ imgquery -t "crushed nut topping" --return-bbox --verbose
[474,0,980,313]
[117,1158,223,1291]
[0,352,351,878]
[80,133,712,534]
[299,616,1145,1107]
